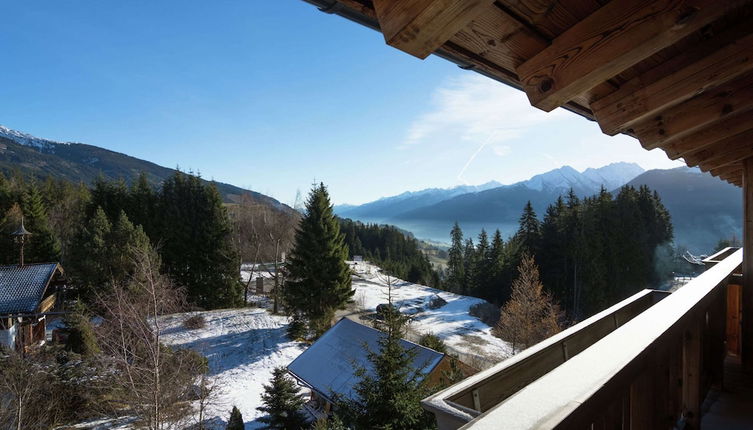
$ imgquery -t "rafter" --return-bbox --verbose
[633,72,753,150]
[689,131,753,173]
[516,0,742,112]
[593,27,753,135]
[372,0,494,59]
[661,109,753,160]
[715,164,743,180]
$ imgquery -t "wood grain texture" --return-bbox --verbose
[689,130,753,171]
[373,0,494,59]
[661,109,753,160]
[594,27,753,135]
[516,0,739,112]
[634,72,753,150]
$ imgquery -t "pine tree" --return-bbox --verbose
[484,230,506,303]
[257,367,308,430]
[445,222,465,293]
[284,183,353,336]
[461,238,476,296]
[496,255,560,353]
[226,406,244,430]
[514,201,540,257]
[336,299,435,430]
[157,172,242,309]
[21,184,61,263]
[472,229,490,298]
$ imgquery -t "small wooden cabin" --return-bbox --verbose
[0,263,64,352]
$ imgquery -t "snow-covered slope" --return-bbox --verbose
[159,308,306,429]
[349,261,510,367]
[154,262,509,428]
[0,124,68,152]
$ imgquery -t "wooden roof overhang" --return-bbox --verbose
[303,0,753,186]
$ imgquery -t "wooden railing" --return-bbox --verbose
[422,289,671,429]
[428,248,741,430]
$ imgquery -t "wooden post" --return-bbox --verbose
[682,319,702,429]
[743,157,753,370]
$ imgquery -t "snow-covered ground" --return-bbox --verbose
[151,261,510,429]
[348,261,511,368]
[158,309,306,429]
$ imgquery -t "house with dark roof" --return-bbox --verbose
[0,263,65,351]
[287,318,467,418]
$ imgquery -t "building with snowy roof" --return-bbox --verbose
[0,263,65,351]
[287,317,456,416]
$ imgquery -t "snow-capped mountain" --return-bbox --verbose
[334,180,502,220]
[0,125,69,152]
[339,163,645,222]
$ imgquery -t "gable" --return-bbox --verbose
[0,263,59,315]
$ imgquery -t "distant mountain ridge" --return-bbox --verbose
[0,125,285,208]
[337,162,645,221]
[337,163,740,252]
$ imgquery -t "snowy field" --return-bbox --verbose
[147,261,510,429]
[158,309,307,429]
[348,261,511,368]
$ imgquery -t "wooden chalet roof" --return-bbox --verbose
[303,0,753,186]
[0,263,61,315]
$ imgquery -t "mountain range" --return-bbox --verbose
[336,163,741,253]
[0,125,284,208]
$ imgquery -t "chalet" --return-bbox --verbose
[0,262,64,351]
[287,317,467,418]
[301,1,753,428]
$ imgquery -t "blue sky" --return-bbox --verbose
[0,0,682,205]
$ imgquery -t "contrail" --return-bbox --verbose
[456,130,499,185]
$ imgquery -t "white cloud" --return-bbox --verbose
[402,73,567,148]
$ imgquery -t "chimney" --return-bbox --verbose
[11,217,32,267]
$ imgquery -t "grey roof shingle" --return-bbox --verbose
[287,318,444,402]
[0,263,58,315]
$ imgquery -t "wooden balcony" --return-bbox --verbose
[423,248,744,429]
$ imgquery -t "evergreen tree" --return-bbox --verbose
[445,222,465,293]
[257,367,308,430]
[484,230,506,303]
[461,238,476,296]
[472,229,490,298]
[226,406,244,430]
[67,208,152,304]
[336,299,436,430]
[63,302,100,357]
[20,184,61,263]
[157,172,242,309]
[514,201,541,257]
[285,183,353,336]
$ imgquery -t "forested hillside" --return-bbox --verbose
[443,185,674,319]
[339,218,439,287]
[0,130,284,206]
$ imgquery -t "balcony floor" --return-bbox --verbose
[702,356,753,430]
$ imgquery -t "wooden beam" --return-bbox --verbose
[450,4,547,72]
[634,72,753,150]
[683,129,753,168]
[742,157,753,370]
[516,0,742,112]
[712,164,742,179]
[372,0,495,59]
[593,27,753,135]
[662,109,753,159]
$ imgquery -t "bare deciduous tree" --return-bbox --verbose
[229,194,299,312]
[95,247,205,430]
[495,255,561,353]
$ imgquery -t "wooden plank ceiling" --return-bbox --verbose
[307,0,753,186]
